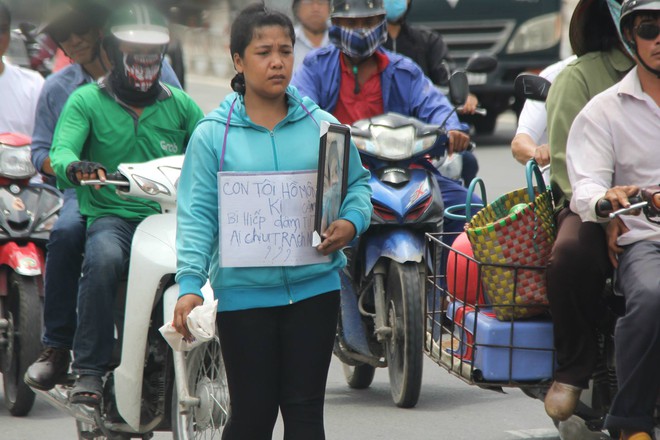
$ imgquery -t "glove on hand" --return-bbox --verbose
[66,161,107,185]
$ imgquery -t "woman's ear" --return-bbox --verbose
[233,53,243,74]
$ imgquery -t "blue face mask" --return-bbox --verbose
[328,20,388,61]
[384,0,408,22]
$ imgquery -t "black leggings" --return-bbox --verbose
[217,291,340,440]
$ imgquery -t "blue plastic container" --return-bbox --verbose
[447,302,555,382]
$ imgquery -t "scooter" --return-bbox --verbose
[425,73,660,440]
[28,155,229,439]
[0,132,62,416]
[333,72,471,408]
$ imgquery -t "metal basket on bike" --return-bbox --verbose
[425,163,557,387]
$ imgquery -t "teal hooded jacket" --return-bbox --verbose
[176,86,372,312]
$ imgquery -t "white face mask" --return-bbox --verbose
[121,52,164,92]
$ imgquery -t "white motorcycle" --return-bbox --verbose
[29,155,229,440]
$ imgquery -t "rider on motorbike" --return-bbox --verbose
[542,0,636,422]
[44,2,202,405]
[291,0,481,239]
[566,1,660,438]
[382,0,479,187]
[24,0,181,392]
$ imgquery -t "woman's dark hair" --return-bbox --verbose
[229,2,295,94]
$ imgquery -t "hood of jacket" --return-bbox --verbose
[201,85,321,128]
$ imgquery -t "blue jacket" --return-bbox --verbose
[291,45,467,143]
[176,86,373,312]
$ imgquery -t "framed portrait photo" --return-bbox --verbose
[313,121,351,245]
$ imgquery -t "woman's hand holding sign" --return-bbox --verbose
[316,219,355,255]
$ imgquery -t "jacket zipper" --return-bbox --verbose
[270,129,293,303]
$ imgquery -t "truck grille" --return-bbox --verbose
[416,19,515,64]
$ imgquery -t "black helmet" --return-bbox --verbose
[620,0,660,43]
[331,0,385,18]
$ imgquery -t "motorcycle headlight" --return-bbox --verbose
[414,134,439,154]
[370,125,416,160]
[132,175,170,196]
[506,13,561,54]
[0,144,36,179]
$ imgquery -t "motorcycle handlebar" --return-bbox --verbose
[595,196,643,218]
[80,172,130,188]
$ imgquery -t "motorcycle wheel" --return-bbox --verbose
[341,363,376,389]
[384,261,424,408]
[2,273,42,416]
[171,334,229,440]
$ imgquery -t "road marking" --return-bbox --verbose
[505,428,559,439]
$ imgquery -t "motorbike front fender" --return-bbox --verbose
[363,229,425,276]
[0,242,44,277]
[114,214,177,431]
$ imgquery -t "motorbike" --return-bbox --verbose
[28,155,230,439]
[333,71,471,408]
[0,132,62,416]
[424,73,660,440]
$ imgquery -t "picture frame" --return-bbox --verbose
[313,121,351,245]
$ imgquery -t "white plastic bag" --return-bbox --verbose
[159,299,218,351]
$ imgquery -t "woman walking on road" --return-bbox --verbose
[172,3,372,439]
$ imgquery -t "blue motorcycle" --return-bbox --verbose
[335,108,458,408]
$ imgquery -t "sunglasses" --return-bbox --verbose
[50,21,92,43]
[634,23,660,41]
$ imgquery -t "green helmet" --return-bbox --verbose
[331,0,385,18]
[106,2,169,45]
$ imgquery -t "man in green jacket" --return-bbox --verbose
[543,0,634,422]
[48,3,203,405]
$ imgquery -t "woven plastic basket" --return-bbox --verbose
[466,161,555,320]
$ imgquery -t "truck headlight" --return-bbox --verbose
[506,13,561,54]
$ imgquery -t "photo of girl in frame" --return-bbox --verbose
[315,122,350,240]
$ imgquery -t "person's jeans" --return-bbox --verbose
[71,216,138,376]
[605,241,660,434]
[42,189,86,349]
[460,150,479,188]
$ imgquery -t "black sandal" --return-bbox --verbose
[70,375,103,406]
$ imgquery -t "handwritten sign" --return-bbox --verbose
[218,171,330,267]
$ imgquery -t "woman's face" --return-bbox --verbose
[233,25,294,100]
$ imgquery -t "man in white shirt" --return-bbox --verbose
[292,0,330,72]
[0,2,44,136]
[511,55,576,173]
[567,1,660,438]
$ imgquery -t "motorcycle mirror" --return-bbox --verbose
[465,53,498,74]
[448,71,469,107]
[514,73,552,103]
